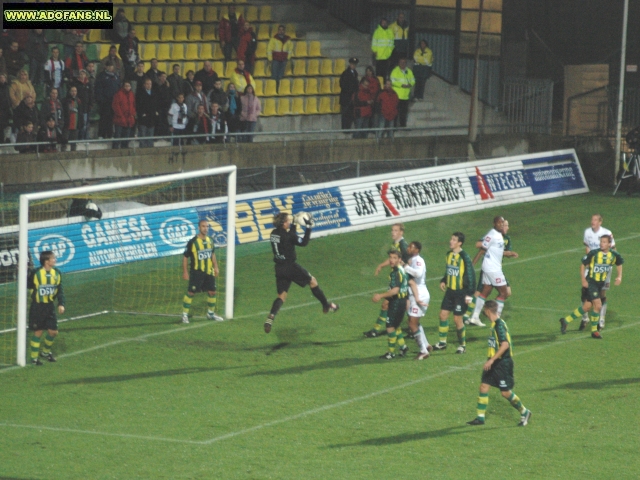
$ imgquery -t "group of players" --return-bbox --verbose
[26,209,623,428]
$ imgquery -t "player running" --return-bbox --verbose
[581,214,615,330]
[559,235,622,339]
[402,241,432,360]
[467,300,532,427]
[265,212,338,334]
[372,249,409,359]
[181,219,223,323]
[433,232,475,354]
[28,251,65,365]
[364,223,410,337]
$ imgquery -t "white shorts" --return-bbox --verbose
[408,291,430,318]
[482,270,507,287]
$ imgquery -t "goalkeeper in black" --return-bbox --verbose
[265,212,339,333]
[28,251,65,365]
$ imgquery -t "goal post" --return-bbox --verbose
[16,166,237,367]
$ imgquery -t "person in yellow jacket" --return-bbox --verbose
[371,18,395,80]
[413,39,433,101]
[390,13,410,67]
[390,58,415,128]
[267,25,294,88]
[229,59,255,95]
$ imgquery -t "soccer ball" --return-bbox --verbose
[84,201,101,221]
[293,211,314,227]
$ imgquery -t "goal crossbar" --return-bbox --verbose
[17,166,237,366]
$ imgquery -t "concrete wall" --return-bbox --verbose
[1,134,568,187]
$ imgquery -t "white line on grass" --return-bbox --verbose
[2,318,639,445]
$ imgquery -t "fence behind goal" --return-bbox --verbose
[0,166,237,367]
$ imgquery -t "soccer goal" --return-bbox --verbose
[12,166,237,367]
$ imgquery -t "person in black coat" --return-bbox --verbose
[339,57,360,130]
[13,95,40,135]
[136,77,159,148]
[0,73,12,142]
[94,61,121,138]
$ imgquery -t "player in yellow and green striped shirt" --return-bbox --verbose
[181,219,222,323]
[560,235,623,339]
[27,251,65,365]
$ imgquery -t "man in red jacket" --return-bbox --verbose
[219,5,245,61]
[376,79,399,138]
[353,78,374,139]
[112,80,136,149]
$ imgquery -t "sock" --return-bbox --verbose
[207,292,217,314]
[457,326,466,347]
[464,296,477,320]
[414,325,428,353]
[564,306,585,324]
[270,298,283,317]
[30,335,41,360]
[396,327,406,348]
[374,310,388,332]
[311,285,329,309]
[438,319,449,343]
[508,392,526,415]
[472,295,486,319]
[182,294,193,315]
[477,392,489,420]
[496,297,505,316]
[590,311,599,332]
[599,300,607,322]
[387,330,397,353]
[41,333,55,354]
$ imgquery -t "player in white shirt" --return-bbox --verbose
[402,241,432,360]
[580,214,615,330]
[467,216,511,326]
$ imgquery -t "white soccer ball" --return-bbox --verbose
[84,201,100,220]
[293,211,313,227]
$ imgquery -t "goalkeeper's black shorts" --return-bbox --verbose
[275,262,312,294]
[29,303,58,331]
[189,270,216,294]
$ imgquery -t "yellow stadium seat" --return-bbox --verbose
[264,79,277,97]
[202,25,216,41]
[253,79,264,97]
[134,25,146,41]
[205,7,218,23]
[178,7,191,23]
[135,7,148,23]
[305,97,318,115]
[334,58,346,73]
[285,23,297,39]
[255,42,268,59]
[213,45,225,60]
[292,97,305,115]
[199,43,213,60]
[309,41,322,57]
[154,44,169,60]
[181,62,195,75]
[172,44,186,61]
[259,5,272,22]
[175,25,188,42]
[192,6,205,22]
[291,78,305,95]
[294,41,307,58]
[306,59,320,76]
[212,61,224,76]
[189,25,202,41]
[277,98,291,115]
[146,25,160,42]
[224,61,237,78]
[123,7,135,20]
[161,26,174,42]
[165,0,180,3]
[124,0,138,4]
[234,7,245,17]
[245,6,258,22]
[319,78,332,95]
[87,29,103,43]
[319,96,332,114]
[332,97,341,113]
[164,7,176,23]
[305,78,318,96]
[257,24,270,41]
[292,59,306,76]
[138,0,151,4]
[278,79,291,96]
[320,59,333,76]
[140,43,157,61]
[262,98,277,117]
[98,43,112,59]
[253,60,267,77]
[152,0,165,3]
[332,77,341,94]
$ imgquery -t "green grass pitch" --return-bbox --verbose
[1,189,639,479]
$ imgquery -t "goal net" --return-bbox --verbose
[4,166,236,367]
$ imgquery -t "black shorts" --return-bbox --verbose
[481,357,514,391]
[440,289,467,316]
[584,280,605,302]
[275,262,312,294]
[386,298,407,329]
[29,303,58,331]
[189,270,216,294]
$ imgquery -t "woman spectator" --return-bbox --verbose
[9,69,36,109]
[352,77,374,139]
[239,84,260,143]
[237,23,258,75]
[225,82,241,140]
[413,39,433,101]
[111,80,136,149]
[183,69,196,97]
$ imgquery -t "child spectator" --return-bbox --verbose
[188,104,212,144]
[239,84,261,143]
